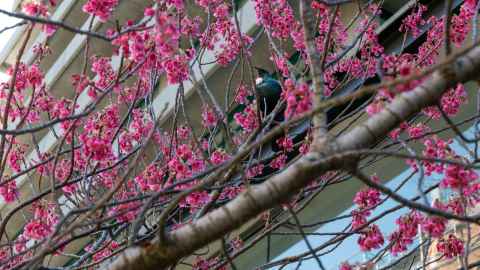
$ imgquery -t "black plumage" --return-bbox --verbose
[254,67,283,116]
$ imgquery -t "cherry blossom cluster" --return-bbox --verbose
[437,234,465,259]
[21,202,59,249]
[350,176,390,252]
[282,79,312,119]
[450,0,477,46]
[324,5,382,96]
[254,0,297,40]
[357,224,384,252]
[234,103,259,132]
[312,1,347,54]
[388,211,423,255]
[23,0,58,36]
[399,4,427,37]
[82,0,119,22]
[210,4,253,66]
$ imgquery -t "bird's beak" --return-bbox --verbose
[254,67,269,78]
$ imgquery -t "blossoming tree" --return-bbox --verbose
[1,0,480,269]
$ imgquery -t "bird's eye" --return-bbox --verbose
[255,77,263,84]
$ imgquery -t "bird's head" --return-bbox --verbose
[254,66,281,100]
[254,67,271,85]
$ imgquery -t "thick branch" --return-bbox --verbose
[300,0,330,147]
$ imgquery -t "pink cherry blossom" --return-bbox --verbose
[234,104,259,132]
[437,234,464,259]
[270,154,287,169]
[441,164,478,190]
[353,187,381,209]
[389,211,423,255]
[358,224,384,251]
[400,4,427,37]
[283,79,312,118]
[82,0,119,22]
[202,105,218,128]
[0,181,17,203]
[422,215,447,238]
[22,1,48,16]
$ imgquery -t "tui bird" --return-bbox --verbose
[254,67,283,117]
